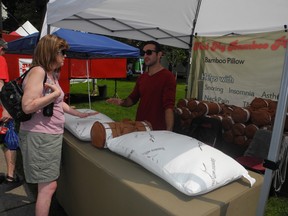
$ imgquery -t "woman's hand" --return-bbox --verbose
[78,111,99,118]
[44,82,61,98]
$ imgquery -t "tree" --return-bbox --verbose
[2,0,47,32]
[163,46,189,74]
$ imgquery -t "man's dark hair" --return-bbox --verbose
[143,40,162,52]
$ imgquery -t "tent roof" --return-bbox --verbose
[46,0,197,49]
[15,21,39,36]
[7,28,139,58]
[46,0,288,49]
[194,0,288,36]
[7,32,38,54]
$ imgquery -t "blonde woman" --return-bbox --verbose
[19,34,98,216]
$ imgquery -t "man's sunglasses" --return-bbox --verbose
[57,49,67,56]
[140,49,157,56]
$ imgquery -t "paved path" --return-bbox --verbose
[0,146,35,216]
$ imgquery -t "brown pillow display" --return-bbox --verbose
[90,120,152,148]
[250,109,272,127]
[232,123,246,136]
[221,115,234,131]
[250,97,270,109]
[245,124,259,139]
[187,99,199,112]
[176,98,189,108]
[231,107,251,123]
[196,101,221,116]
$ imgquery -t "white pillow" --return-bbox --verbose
[107,131,256,196]
[64,108,114,141]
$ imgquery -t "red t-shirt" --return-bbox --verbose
[0,56,9,118]
[128,69,176,130]
[0,56,9,82]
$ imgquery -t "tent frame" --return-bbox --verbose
[69,16,192,47]
[256,42,288,216]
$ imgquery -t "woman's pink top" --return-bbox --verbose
[20,80,65,135]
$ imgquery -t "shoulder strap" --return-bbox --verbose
[16,66,47,85]
[43,71,47,84]
[16,66,35,82]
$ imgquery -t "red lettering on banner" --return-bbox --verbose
[21,63,31,73]
[193,35,287,52]
[193,42,209,51]
[271,36,288,51]
[210,42,226,52]
[227,40,268,51]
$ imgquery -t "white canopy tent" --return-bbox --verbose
[194,0,288,36]
[45,0,197,49]
[45,0,288,49]
[15,20,39,36]
[45,1,288,215]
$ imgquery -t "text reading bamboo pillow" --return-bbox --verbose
[107,131,256,196]
[64,109,114,141]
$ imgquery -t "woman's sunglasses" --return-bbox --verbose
[140,49,157,56]
[57,49,67,56]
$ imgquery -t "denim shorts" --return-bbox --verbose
[19,130,63,184]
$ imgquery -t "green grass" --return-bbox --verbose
[265,196,288,216]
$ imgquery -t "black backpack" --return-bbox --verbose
[0,67,46,122]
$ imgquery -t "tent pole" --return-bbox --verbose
[186,0,202,98]
[86,59,92,109]
[113,79,119,98]
[91,79,99,96]
[0,0,2,38]
[256,41,288,216]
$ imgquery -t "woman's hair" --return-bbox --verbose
[32,34,69,71]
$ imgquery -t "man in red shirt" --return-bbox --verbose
[107,41,176,131]
[0,38,22,190]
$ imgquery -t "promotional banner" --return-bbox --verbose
[189,31,287,107]
[19,58,32,75]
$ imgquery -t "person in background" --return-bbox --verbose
[107,40,176,131]
[18,34,98,216]
[0,38,22,190]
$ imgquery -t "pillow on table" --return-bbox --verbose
[64,108,114,141]
[90,120,152,149]
[107,130,256,196]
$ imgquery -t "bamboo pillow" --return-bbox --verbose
[107,131,256,196]
[64,109,114,141]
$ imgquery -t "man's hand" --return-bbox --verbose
[106,98,123,106]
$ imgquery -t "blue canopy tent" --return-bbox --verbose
[6,32,38,54]
[7,28,139,58]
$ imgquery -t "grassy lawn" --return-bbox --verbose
[265,196,288,216]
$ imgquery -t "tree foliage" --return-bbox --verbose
[163,46,189,72]
[2,0,47,32]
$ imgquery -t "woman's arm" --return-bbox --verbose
[22,67,61,114]
[62,101,98,118]
[0,79,12,121]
